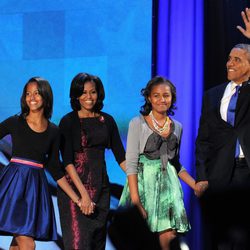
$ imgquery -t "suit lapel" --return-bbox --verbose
[213,83,228,121]
[235,81,250,126]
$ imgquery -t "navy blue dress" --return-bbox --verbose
[0,115,63,240]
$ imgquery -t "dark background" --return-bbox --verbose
[204,0,250,90]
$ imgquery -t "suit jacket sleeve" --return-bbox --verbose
[195,93,211,181]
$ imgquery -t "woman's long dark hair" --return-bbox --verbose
[140,76,177,116]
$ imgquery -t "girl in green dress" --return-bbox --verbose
[119,76,201,250]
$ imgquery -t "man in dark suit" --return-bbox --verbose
[195,43,250,250]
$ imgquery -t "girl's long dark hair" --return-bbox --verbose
[140,76,177,116]
[20,77,53,119]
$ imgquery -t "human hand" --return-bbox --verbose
[75,198,82,208]
[80,193,96,215]
[194,181,208,197]
[237,8,250,39]
[136,203,148,219]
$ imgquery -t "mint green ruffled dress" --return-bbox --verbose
[119,132,190,233]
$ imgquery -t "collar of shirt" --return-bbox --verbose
[221,81,242,104]
[230,81,242,91]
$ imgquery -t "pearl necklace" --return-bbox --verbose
[149,111,170,134]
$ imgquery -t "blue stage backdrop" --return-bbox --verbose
[0,1,152,249]
[153,1,203,249]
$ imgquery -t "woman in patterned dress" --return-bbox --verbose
[119,76,201,250]
[57,73,125,250]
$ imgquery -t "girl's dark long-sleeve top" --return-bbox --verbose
[59,111,125,167]
[0,115,64,181]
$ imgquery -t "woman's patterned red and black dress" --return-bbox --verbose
[57,111,125,250]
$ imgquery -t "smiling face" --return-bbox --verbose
[226,48,250,84]
[78,81,98,112]
[25,81,44,113]
[148,83,172,114]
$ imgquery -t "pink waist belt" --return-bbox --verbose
[10,157,44,168]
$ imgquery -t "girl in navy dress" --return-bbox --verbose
[0,77,81,249]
